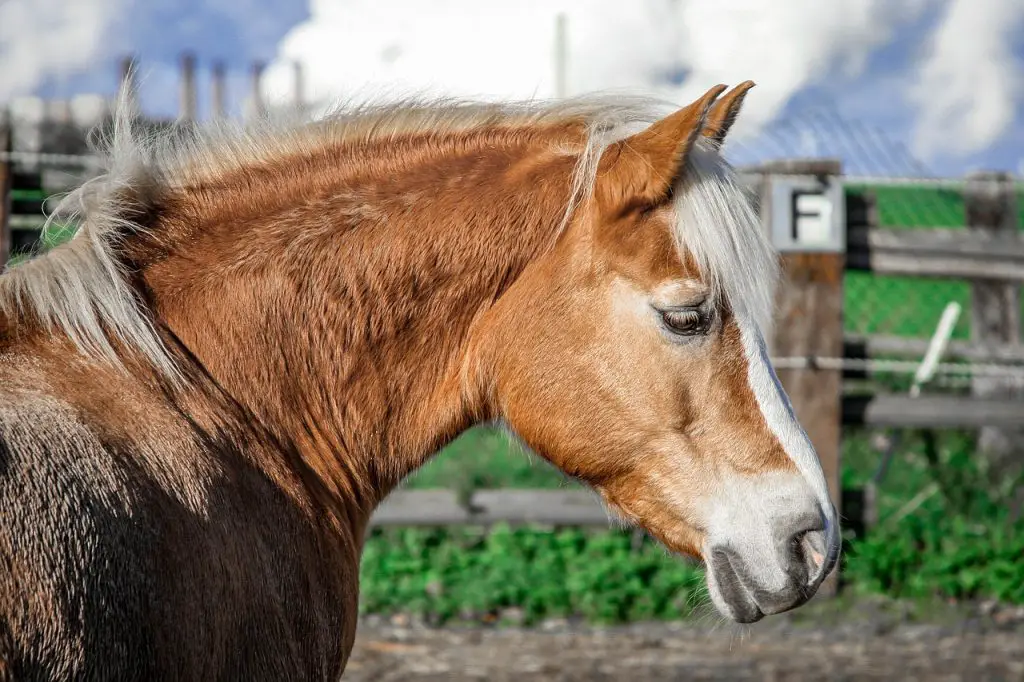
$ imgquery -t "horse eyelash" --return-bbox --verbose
[660,308,711,336]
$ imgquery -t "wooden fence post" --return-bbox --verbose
[179,52,198,121]
[757,159,845,595]
[249,61,266,119]
[965,171,1022,473]
[211,61,227,120]
[0,118,11,268]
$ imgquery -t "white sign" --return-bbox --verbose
[767,176,845,253]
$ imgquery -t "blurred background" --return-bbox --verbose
[2,1,1024,679]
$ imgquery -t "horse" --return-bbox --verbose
[0,81,840,680]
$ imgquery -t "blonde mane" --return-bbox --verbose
[0,92,777,379]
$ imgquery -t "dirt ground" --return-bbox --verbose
[344,598,1024,681]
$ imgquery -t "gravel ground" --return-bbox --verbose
[344,599,1024,681]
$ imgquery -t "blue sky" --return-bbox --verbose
[30,0,309,121]
[3,0,1023,178]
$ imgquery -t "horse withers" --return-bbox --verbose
[0,82,839,679]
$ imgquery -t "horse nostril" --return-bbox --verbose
[800,529,826,569]
[781,513,827,585]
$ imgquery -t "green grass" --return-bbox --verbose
[841,427,1024,603]
[39,223,77,248]
[10,188,48,202]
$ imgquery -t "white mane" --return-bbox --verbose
[0,92,777,378]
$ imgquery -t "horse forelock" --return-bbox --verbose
[571,127,778,335]
[670,142,779,334]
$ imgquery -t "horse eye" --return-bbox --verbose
[660,308,709,336]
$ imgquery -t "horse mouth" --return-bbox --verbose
[704,547,767,623]
[703,542,832,624]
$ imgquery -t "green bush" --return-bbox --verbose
[844,510,1024,604]
[359,525,707,625]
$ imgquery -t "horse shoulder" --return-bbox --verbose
[0,349,351,679]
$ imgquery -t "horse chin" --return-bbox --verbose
[701,539,827,624]
[704,558,766,624]
[648,531,766,623]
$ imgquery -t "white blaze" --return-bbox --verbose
[736,316,837,531]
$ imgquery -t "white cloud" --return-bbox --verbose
[0,0,127,102]
[263,0,931,142]
[665,0,931,136]
[2,0,1019,167]
[910,0,1024,159]
[262,0,609,108]
[267,0,1024,164]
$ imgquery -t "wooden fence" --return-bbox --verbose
[3,123,1024,593]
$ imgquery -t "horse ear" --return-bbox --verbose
[595,84,727,212]
[702,80,755,149]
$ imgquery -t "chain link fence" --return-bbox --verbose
[844,180,974,341]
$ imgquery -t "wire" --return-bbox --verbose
[770,355,1024,380]
[0,150,101,167]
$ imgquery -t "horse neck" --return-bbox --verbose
[142,130,578,521]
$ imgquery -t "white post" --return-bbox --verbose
[554,13,568,99]
[293,61,305,111]
[910,301,962,398]
[179,52,197,121]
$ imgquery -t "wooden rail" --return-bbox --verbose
[846,226,1024,281]
[843,394,1024,429]
[371,489,610,527]
[0,123,10,267]
[844,334,1024,364]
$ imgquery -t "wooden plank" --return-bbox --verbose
[8,215,45,230]
[846,226,1024,280]
[965,172,1023,468]
[0,120,11,268]
[844,394,1024,429]
[845,334,1024,364]
[759,159,844,596]
[370,489,610,527]
[846,189,1024,280]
